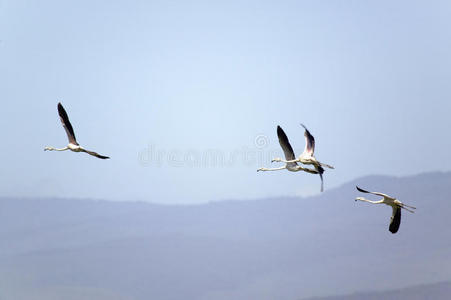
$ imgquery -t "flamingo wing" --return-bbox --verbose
[277,126,297,168]
[389,206,401,234]
[57,102,78,145]
[301,124,315,156]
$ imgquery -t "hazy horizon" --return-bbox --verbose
[1,170,448,205]
[1,171,450,300]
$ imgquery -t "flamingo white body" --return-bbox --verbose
[355,186,416,234]
[270,124,334,191]
[44,102,110,159]
[257,125,319,174]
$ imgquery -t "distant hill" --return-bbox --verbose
[0,172,450,300]
[303,281,451,300]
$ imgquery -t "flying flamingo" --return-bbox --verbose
[44,102,110,159]
[355,186,416,234]
[257,126,319,175]
[270,124,333,191]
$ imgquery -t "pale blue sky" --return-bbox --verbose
[1,0,450,203]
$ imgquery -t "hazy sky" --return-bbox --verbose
[1,0,450,204]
